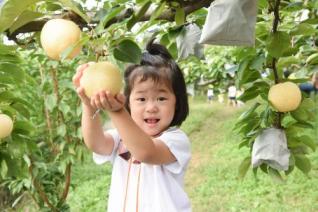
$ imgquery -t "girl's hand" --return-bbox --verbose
[72,63,92,106]
[90,91,126,112]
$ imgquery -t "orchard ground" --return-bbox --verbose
[64,96,318,212]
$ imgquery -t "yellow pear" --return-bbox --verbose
[40,19,81,60]
[80,62,123,97]
[0,114,13,139]
[268,82,301,112]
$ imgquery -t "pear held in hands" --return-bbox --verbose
[80,62,123,97]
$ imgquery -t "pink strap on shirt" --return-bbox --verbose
[122,158,141,212]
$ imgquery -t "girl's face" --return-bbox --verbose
[129,77,176,137]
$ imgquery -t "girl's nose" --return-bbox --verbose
[145,101,158,113]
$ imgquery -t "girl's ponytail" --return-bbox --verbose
[141,39,172,67]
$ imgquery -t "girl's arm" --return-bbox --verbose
[80,104,114,155]
[93,92,176,165]
[73,64,114,155]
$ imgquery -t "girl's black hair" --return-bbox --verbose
[124,39,189,127]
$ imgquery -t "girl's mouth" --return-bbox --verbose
[144,119,160,124]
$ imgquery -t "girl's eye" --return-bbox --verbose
[158,97,167,101]
[137,98,146,101]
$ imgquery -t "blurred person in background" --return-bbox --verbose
[299,72,318,96]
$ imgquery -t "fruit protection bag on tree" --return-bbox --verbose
[176,23,204,60]
[252,128,290,171]
[199,0,257,47]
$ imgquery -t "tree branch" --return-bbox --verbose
[60,163,72,202]
[271,0,282,129]
[6,0,214,42]
[141,0,213,22]
[28,157,57,211]
[272,0,280,34]
[271,0,281,84]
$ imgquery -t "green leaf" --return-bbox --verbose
[0,62,25,83]
[250,55,266,70]
[96,5,125,34]
[0,160,8,178]
[237,59,262,87]
[168,27,183,40]
[237,118,260,135]
[306,53,318,65]
[238,139,249,149]
[268,167,284,183]
[46,94,57,112]
[175,7,185,26]
[238,156,251,179]
[277,56,300,71]
[127,1,151,30]
[0,105,16,117]
[150,2,166,22]
[283,2,303,12]
[266,31,291,58]
[291,98,316,123]
[113,39,141,63]
[300,135,316,152]
[45,2,63,11]
[23,154,31,167]
[0,91,15,101]
[281,114,297,128]
[9,10,43,33]
[57,124,67,137]
[258,0,268,9]
[255,21,269,38]
[135,2,166,34]
[237,59,249,77]
[290,23,316,36]
[11,102,30,119]
[237,86,259,102]
[294,154,311,175]
[260,164,268,173]
[0,75,14,85]
[166,42,177,59]
[60,35,89,61]
[237,103,260,123]
[240,68,261,87]
[7,139,27,158]
[285,155,295,175]
[57,0,90,23]
[0,54,22,64]
[0,0,41,32]
[0,43,17,54]
[13,121,35,135]
[302,18,318,25]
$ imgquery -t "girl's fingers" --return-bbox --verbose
[90,95,99,110]
[115,93,126,104]
[77,87,90,105]
[73,64,88,87]
[89,91,124,112]
[106,92,117,106]
[100,91,112,109]
[93,93,103,109]
[106,92,124,111]
[76,63,89,73]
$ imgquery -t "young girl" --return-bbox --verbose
[73,40,191,212]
